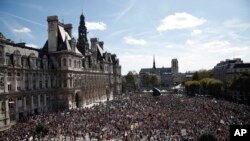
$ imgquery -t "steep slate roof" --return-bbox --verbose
[43,24,81,55]
[96,43,104,57]
[140,67,172,74]
[234,63,250,68]
[58,25,71,42]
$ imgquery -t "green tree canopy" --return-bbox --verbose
[141,73,151,87]
[231,73,250,103]
[141,73,160,87]
[185,80,200,96]
[150,74,160,87]
[125,71,139,91]
[192,69,212,81]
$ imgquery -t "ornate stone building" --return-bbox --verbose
[0,14,122,130]
[212,58,250,83]
[139,57,184,89]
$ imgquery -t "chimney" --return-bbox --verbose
[90,38,98,43]
[71,38,76,52]
[64,24,72,37]
[47,16,58,52]
[98,41,104,49]
[90,38,98,52]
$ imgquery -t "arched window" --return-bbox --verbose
[42,55,48,69]
[74,60,76,68]
[58,58,61,67]
[1,101,5,112]
[63,58,67,66]
[29,53,36,68]
[13,50,21,66]
[78,60,81,68]
[22,56,28,67]
[69,59,72,67]
[5,53,11,66]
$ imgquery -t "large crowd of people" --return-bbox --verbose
[0,93,250,141]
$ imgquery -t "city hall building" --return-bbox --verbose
[0,14,122,130]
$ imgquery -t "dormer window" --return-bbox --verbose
[29,53,36,69]
[22,57,27,67]
[5,54,11,66]
[13,50,21,67]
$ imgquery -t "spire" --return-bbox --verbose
[80,12,85,25]
[153,55,156,69]
[78,12,89,55]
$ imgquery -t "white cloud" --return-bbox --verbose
[13,27,31,33]
[119,54,150,74]
[203,41,248,53]
[191,29,202,36]
[178,40,250,72]
[124,37,147,45]
[165,45,174,48]
[113,0,136,23]
[186,40,195,45]
[224,19,250,29]
[86,22,106,30]
[11,27,34,39]
[3,12,46,27]
[26,43,39,48]
[203,41,230,49]
[157,12,206,31]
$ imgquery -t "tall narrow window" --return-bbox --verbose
[64,80,67,87]
[8,84,12,91]
[63,58,67,66]
[45,80,48,88]
[33,80,36,89]
[69,59,72,67]
[74,60,76,68]
[39,81,42,89]
[58,58,61,67]
[6,55,11,65]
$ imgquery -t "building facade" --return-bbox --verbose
[212,58,250,101]
[212,58,250,83]
[0,14,122,130]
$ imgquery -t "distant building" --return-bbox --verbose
[0,13,121,130]
[184,71,194,81]
[212,58,250,83]
[212,58,250,102]
[139,57,184,89]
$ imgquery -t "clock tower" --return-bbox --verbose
[77,13,89,55]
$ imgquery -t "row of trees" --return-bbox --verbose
[186,70,250,103]
[140,73,160,88]
[122,71,160,92]
[229,73,250,102]
[122,71,139,92]
[185,78,223,97]
[185,70,223,96]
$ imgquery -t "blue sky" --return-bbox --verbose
[0,0,250,75]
